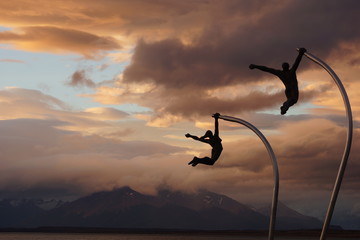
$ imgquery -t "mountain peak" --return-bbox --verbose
[113,186,137,194]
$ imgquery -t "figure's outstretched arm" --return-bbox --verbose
[185,133,200,141]
[249,64,278,75]
[212,113,220,137]
[185,133,209,143]
[291,48,306,71]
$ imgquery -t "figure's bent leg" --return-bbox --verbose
[188,157,198,166]
[195,157,216,166]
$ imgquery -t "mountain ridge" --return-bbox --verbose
[0,186,324,230]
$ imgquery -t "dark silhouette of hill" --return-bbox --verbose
[0,199,45,227]
[41,187,267,230]
[258,201,322,230]
[0,187,324,230]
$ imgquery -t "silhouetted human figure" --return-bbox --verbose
[185,113,223,167]
[249,48,307,115]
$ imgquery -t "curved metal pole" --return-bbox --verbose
[300,50,353,240]
[219,115,279,240]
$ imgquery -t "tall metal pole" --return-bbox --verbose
[219,115,279,240]
[300,50,353,240]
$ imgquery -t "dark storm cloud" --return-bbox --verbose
[124,0,360,89]
[119,0,360,118]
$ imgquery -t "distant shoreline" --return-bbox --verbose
[1,227,360,238]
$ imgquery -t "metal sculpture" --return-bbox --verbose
[300,49,353,240]
[219,114,279,240]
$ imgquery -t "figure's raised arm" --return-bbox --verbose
[249,64,278,75]
[291,48,306,71]
[212,113,220,137]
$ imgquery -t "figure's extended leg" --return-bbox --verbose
[282,89,298,115]
[280,100,290,115]
[281,98,298,115]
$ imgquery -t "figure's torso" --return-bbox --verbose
[210,136,223,160]
[210,136,223,150]
[277,70,298,90]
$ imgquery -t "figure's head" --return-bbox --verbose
[202,130,213,138]
[282,62,289,71]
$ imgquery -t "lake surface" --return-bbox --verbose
[0,232,354,240]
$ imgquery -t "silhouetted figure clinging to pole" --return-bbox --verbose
[185,113,223,167]
[249,48,307,115]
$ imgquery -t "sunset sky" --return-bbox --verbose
[1,0,360,226]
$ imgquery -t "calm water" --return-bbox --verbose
[0,233,352,240]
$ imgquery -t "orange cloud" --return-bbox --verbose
[0,87,130,136]
[0,58,25,63]
[0,1,216,40]
[84,79,325,126]
[0,26,120,58]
